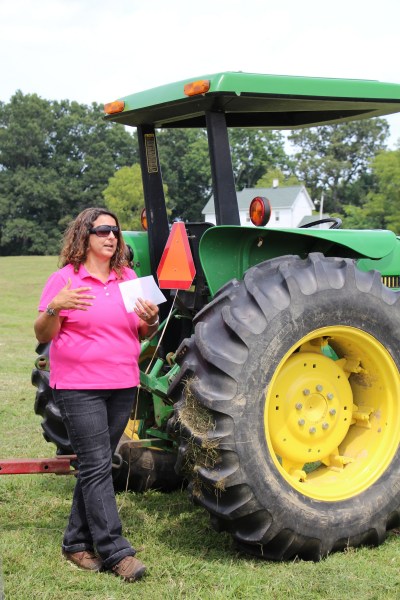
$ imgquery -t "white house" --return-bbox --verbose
[202,185,315,228]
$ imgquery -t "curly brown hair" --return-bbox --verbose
[59,207,128,278]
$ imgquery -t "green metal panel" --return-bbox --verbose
[357,236,400,279]
[199,226,399,296]
[122,231,151,278]
[105,71,400,129]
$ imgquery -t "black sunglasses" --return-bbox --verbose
[89,225,120,238]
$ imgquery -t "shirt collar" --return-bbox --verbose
[78,264,118,283]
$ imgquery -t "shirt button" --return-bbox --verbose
[104,286,107,290]
[105,292,110,296]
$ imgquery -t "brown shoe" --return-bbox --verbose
[62,550,102,571]
[111,555,146,582]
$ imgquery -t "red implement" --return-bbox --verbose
[0,456,77,475]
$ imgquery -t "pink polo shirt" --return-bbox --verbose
[38,264,141,389]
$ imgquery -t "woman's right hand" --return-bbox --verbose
[34,279,96,343]
[50,278,96,312]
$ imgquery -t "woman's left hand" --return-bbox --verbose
[134,297,159,326]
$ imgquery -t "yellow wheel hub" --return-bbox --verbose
[271,352,353,464]
[265,326,400,501]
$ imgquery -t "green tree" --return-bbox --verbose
[255,167,301,188]
[0,91,53,170]
[339,204,381,229]
[0,92,137,255]
[0,166,65,253]
[103,164,169,230]
[229,129,287,190]
[373,149,400,232]
[157,129,211,221]
[288,119,389,213]
[342,148,400,232]
[157,128,288,221]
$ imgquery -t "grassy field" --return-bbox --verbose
[0,256,400,600]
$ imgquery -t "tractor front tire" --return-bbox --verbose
[32,343,72,454]
[169,253,400,561]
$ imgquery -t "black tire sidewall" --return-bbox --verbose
[232,274,400,537]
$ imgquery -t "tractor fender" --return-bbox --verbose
[122,231,151,278]
[199,225,400,296]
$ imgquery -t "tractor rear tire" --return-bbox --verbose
[169,253,400,561]
[32,343,181,492]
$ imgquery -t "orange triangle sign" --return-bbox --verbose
[157,222,196,289]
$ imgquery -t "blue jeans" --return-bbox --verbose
[53,387,136,569]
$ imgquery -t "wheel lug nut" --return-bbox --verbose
[298,419,305,426]
[316,384,323,392]
[322,422,329,430]
[295,403,303,410]
[303,389,310,396]
[309,426,316,434]
[327,393,334,400]
[329,408,336,416]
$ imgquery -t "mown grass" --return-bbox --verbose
[1,256,400,600]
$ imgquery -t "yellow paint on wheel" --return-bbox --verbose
[265,326,400,501]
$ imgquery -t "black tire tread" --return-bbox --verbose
[169,253,400,561]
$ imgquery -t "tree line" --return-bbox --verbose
[0,91,399,255]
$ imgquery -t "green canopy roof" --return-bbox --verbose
[105,71,400,129]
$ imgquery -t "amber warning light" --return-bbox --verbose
[184,79,210,97]
[249,196,272,227]
[104,100,125,115]
[140,208,148,231]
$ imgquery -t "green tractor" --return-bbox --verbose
[32,72,400,561]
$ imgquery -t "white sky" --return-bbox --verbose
[2,0,400,147]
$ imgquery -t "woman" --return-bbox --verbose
[34,207,159,582]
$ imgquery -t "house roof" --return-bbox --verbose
[202,185,312,213]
